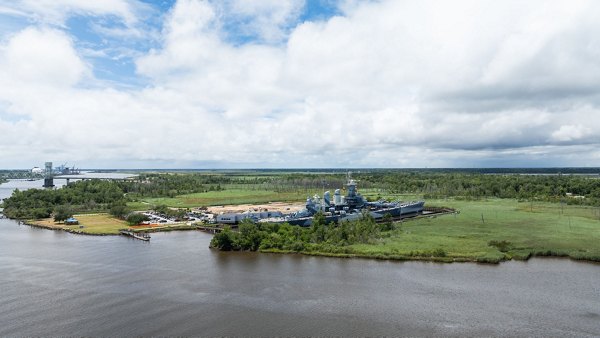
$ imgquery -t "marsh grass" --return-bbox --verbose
[129,186,599,263]
[348,198,600,263]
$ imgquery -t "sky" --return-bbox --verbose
[0,0,599,169]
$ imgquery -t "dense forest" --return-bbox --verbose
[118,173,225,197]
[2,180,126,219]
[355,172,600,204]
[263,171,600,205]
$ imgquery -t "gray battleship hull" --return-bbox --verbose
[284,201,425,226]
[233,175,425,227]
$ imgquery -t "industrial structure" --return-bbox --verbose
[43,162,54,188]
[55,163,80,175]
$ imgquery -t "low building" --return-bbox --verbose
[216,211,284,224]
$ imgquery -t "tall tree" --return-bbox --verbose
[53,205,73,223]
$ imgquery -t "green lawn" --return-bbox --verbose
[126,201,152,211]
[349,198,600,262]
[128,186,420,210]
[31,213,130,235]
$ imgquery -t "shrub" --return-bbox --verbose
[432,248,447,257]
[488,240,512,252]
[210,227,240,251]
[110,205,129,219]
[126,213,149,225]
[53,205,73,223]
[290,241,305,252]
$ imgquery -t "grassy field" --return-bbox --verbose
[128,186,600,263]
[30,214,130,235]
[31,183,596,263]
[135,189,307,208]
[127,201,152,211]
[348,198,600,262]
[129,187,417,210]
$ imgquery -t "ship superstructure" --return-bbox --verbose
[211,174,425,226]
[258,175,424,226]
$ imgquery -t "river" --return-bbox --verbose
[0,180,599,337]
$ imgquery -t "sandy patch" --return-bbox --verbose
[30,218,64,229]
[206,201,305,214]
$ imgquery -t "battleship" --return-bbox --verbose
[217,174,425,226]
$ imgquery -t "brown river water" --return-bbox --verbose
[0,180,599,336]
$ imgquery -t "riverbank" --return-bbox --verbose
[10,197,600,264]
[260,246,600,264]
[25,213,203,235]
[327,198,600,263]
[210,198,600,264]
[23,213,207,236]
[26,213,130,235]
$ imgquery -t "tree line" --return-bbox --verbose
[1,173,235,219]
[355,172,600,205]
[2,179,126,219]
[116,173,226,198]
[210,211,396,253]
[3,170,600,220]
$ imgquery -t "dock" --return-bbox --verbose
[119,230,151,241]
[197,226,224,234]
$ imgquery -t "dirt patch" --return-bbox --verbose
[206,201,305,214]
[130,223,163,228]
[29,218,64,229]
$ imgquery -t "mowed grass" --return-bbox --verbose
[31,213,130,235]
[127,201,152,211]
[137,189,307,208]
[350,198,600,262]
[133,187,418,210]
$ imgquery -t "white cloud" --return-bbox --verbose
[551,125,591,142]
[1,27,88,87]
[0,0,157,50]
[2,0,141,27]
[1,0,600,168]
[216,0,305,43]
[0,5,27,17]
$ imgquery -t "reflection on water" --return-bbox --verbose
[0,180,599,336]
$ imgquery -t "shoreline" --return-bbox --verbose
[240,247,600,265]
[20,219,117,236]
[17,217,200,236]
[5,216,599,265]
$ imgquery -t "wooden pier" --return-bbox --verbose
[197,226,223,234]
[119,230,151,241]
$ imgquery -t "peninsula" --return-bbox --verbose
[1,169,599,263]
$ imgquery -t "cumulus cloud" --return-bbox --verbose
[214,0,305,43]
[1,0,600,168]
[0,0,141,27]
[551,125,592,143]
[1,27,88,87]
